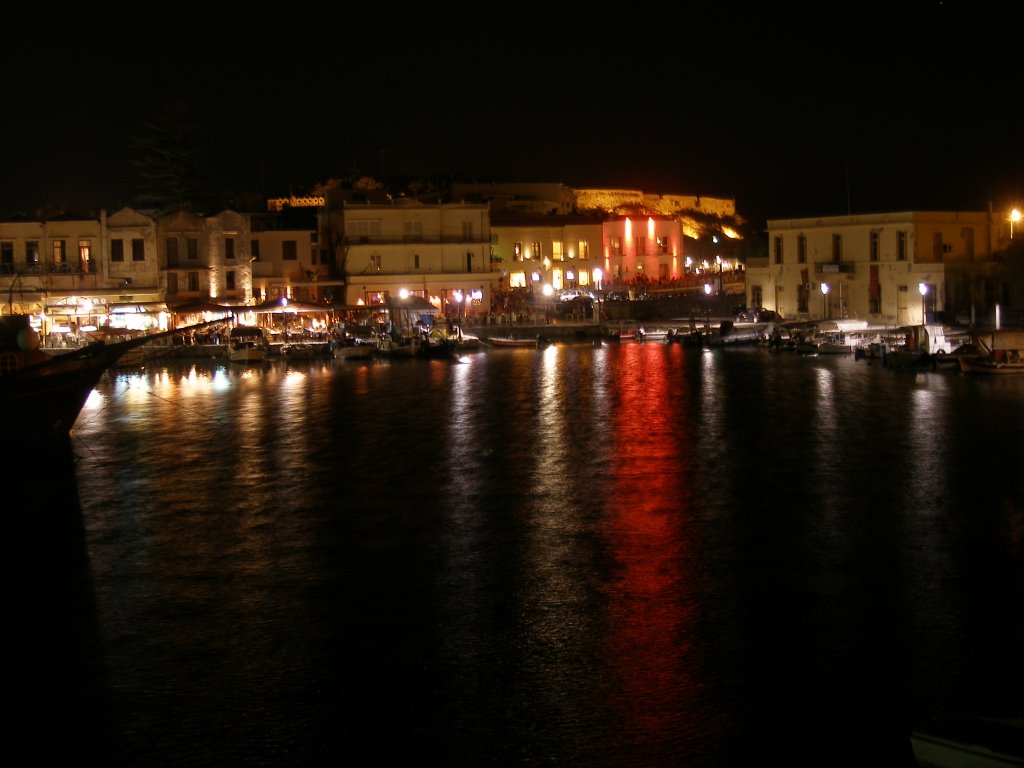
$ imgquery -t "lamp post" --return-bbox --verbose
[542,283,554,324]
[918,282,928,326]
[1011,208,1022,240]
[820,282,829,320]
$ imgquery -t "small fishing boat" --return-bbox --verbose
[958,353,1024,375]
[281,341,331,359]
[603,320,638,342]
[332,340,375,360]
[957,329,1024,375]
[637,326,671,342]
[483,335,550,348]
[228,326,269,363]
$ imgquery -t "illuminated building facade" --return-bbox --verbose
[748,210,1007,325]
[338,199,492,319]
[0,208,163,340]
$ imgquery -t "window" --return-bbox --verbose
[869,264,881,314]
[351,219,382,240]
[831,234,842,262]
[26,241,39,265]
[773,236,783,265]
[188,271,200,291]
[370,254,381,271]
[403,220,422,240]
[132,239,144,262]
[111,239,125,262]
[870,231,880,261]
[413,254,420,269]
[577,240,589,260]
[166,237,179,264]
[1,241,13,272]
[656,235,669,255]
[897,231,907,261]
[963,227,975,259]
[531,242,542,261]
[513,242,523,262]
[251,240,260,260]
[283,240,297,261]
[226,270,236,291]
[79,239,91,263]
[52,239,66,267]
[610,236,622,256]
[461,221,473,240]
[797,234,807,264]
[225,237,235,260]
[552,241,564,261]
[932,232,943,259]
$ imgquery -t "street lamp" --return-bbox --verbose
[1011,208,1022,240]
[542,283,554,324]
[820,282,829,319]
[918,282,928,325]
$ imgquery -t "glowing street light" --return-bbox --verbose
[918,282,928,325]
[821,282,830,319]
[1011,208,1022,240]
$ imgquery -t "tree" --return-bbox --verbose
[128,101,209,213]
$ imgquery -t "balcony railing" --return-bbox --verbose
[815,261,856,274]
[344,234,490,245]
[1,261,98,275]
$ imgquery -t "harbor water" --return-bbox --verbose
[15,342,1024,767]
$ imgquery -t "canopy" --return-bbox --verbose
[169,301,239,315]
[252,298,336,313]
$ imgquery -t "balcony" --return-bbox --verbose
[344,234,490,245]
[815,261,856,275]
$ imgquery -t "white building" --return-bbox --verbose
[747,210,1005,327]
[340,199,492,319]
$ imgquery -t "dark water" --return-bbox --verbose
[15,343,1024,767]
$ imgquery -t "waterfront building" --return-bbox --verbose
[0,208,163,341]
[336,197,493,320]
[747,208,1016,327]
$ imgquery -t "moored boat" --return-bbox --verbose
[637,326,671,342]
[1,315,216,443]
[958,354,1024,375]
[603,320,638,342]
[228,325,269,363]
[483,335,550,348]
[417,333,458,359]
[957,329,1024,375]
[332,340,375,360]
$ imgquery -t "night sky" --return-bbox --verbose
[2,4,1020,230]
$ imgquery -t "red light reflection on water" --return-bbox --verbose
[598,343,706,746]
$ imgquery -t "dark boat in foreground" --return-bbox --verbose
[910,714,1024,767]
[1,315,216,443]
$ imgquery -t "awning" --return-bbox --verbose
[169,301,240,315]
[252,298,337,313]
